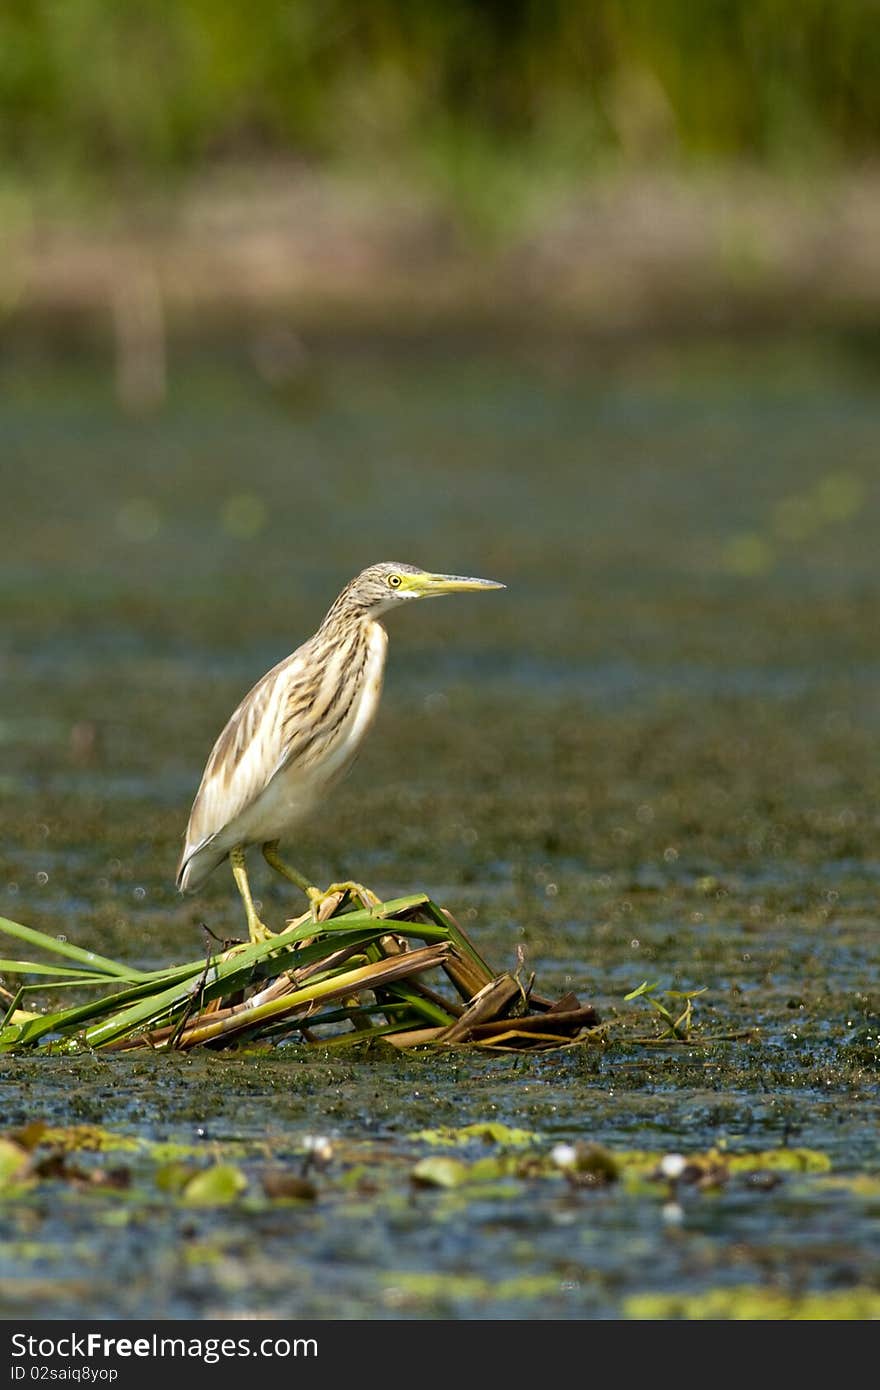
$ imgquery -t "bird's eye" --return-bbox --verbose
[387,573,402,588]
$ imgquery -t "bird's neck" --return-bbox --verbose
[311,608,387,696]
[313,603,385,675]
[319,589,378,632]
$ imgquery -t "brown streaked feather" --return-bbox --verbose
[176,622,371,889]
[177,652,298,885]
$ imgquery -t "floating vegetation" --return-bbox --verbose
[2,1109,859,1317]
[0,893,601,1055]
[624,1287,880,1320]
[0,1114,835,1217]
[410,1123,543,1148]
[624,981,707,1040]
[622,980,752,1045]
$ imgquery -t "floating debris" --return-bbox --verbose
[0,893,601,1055]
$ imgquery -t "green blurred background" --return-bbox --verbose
[1,0,879,351]
[4,1,880,189]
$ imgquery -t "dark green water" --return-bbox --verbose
[1,334,878,1318]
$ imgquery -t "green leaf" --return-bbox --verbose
[410,1123,541,1148]
[0,915,149,981]
[411,1156,470,1188]
[0,1138,31,1188]
[624,980,659,1001]
[155,1162,197,1194]
[181,1165,248,1205]
[0,958,120,980]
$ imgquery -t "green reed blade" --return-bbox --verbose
[0,915,150,981]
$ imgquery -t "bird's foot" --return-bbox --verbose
[248,916,277,945]
[307,881,381,921]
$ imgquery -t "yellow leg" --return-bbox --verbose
[230,846,274,943]
[262,841,315,895]
[261,842,380,919]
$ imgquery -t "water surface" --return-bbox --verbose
[1,334,878,1317]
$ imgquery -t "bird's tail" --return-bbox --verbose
[177,836,228,894]
[176,860,190,893]
[176,850,193,893]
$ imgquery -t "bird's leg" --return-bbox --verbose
[261,841,380,919]
[230,846,275,943]
[261,841,316,895]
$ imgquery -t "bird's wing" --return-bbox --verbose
[177,647,314,884]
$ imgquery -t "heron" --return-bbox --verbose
[177,562,504,941]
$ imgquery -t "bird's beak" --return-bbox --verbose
[411,571,506,596]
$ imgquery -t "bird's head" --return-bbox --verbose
[341,562,505,618]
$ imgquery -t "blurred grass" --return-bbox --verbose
[1,2,879,230]
[1,4,878,343]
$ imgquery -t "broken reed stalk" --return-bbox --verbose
[108,943,452,1051]
[0,890,600,1055]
